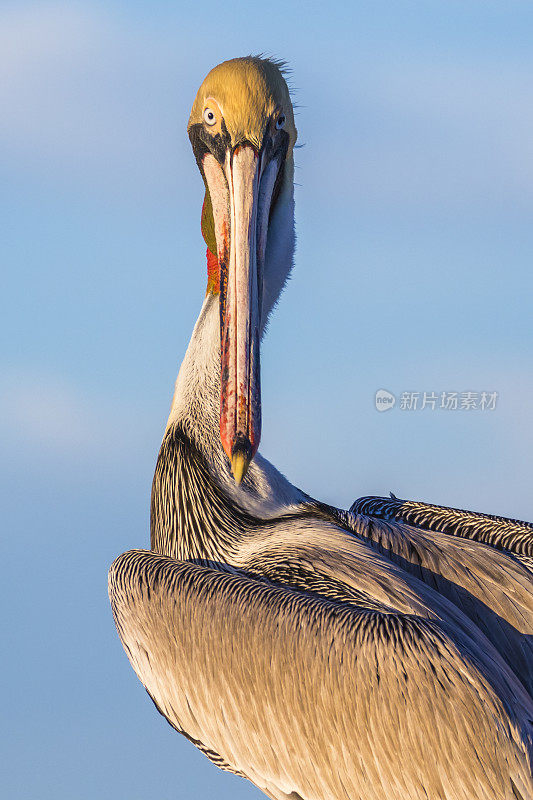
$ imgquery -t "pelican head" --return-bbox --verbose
[188,57,297,484]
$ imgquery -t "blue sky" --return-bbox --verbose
[3,2,533,798]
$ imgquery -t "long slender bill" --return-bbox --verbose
[203,145,278,483]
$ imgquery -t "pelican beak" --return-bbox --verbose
[202,143,280,483]
[221,145,261,484]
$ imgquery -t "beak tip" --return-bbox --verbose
[230,440,254,485]
[231,451,250,485]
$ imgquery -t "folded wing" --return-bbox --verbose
[109,549,533,800]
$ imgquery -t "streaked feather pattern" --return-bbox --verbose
[110,549,533,800]
[351,494,533,570]
[112,421,533,799]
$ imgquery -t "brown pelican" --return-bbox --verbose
[109,56,533,800]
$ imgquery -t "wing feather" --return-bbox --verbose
[332,505,533,696]
[109,549,533,800]
[350,495,533,568]
[241,510,533,698]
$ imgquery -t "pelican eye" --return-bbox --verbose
[203,108,217,126]
[275,114,286,130]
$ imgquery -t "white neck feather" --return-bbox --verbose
[166,159,306,516]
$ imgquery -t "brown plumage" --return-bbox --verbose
[351,494,533,569]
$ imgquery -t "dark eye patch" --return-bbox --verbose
[189,121,231,168]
